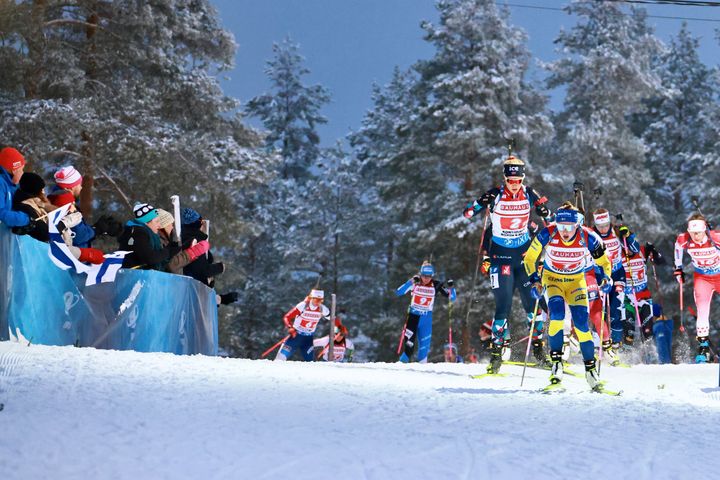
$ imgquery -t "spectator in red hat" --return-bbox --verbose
[47,165,121,247]
[0,147,32,229]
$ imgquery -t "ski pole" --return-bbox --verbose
[447,299,454,362]
[261,335,290,359]
[521,285,545,387]
[598,291,607,375]
[622,236,643,337]
[649,254,665,309]
[397,310,409,355]
[463,209,491,354]
[679,279,685,334]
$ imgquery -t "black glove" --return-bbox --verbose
[617,225,631,238]
[412,275,420,284]
[220,291,239,304]
[12,220,38,236]
[478,191,497,208]
[673,268,685,284]
[645,242,665,265]
[208,262,225,277]
[446,279,454,288]
[535,203,550,218]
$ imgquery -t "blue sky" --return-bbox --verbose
[211,0,719,146]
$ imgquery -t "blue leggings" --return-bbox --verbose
[277,334,314,361]
[400,312,433,362]
[547,297,595,362]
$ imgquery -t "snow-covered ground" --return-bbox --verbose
[2,341,720,479]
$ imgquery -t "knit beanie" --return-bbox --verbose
[133,203,159,224]
[0,147,26,172]
[156,209,175,229]
[19,172,46,196]
[54,166,83,189]
[48,190,76,208]
[181,207,201,225]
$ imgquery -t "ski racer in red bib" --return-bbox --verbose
[314,318,354,362]
[463,155,552,373]
[591,208,639,361]
[674,213,720,363]
[396,261,456,363]
[276,289,331,361]
[523,202,613,391]
[620,241,664,346]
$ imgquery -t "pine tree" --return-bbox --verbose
[245,36,331,181]
[350,0,551,357]
[545,0,667,237]
[632,24,720,227]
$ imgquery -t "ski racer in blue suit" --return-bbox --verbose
[463,155,552,373]
[396,262,456,363]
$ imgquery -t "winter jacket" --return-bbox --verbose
[158,229,193,274]
[118,221,180,270]
[11,190,57,242]
[181,223,223,287]
[47,186,96,247]
[0,167,30,228]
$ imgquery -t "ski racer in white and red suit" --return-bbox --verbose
[463,155,552,374]
[591,208,639,361]
[313,318,354,362]
[674,213,720,363]
[276,289,331,361]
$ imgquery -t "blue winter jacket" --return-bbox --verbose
[0,168,30,228]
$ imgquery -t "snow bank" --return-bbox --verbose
[1,341,719,479]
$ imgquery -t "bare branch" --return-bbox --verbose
[43,18,103,30]
[95,164,133,210]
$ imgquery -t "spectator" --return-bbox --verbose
[155,208,209,275]
[11,172,104,263]
[0,147,31,229]
[179,207,224,285]
[117,203,181,270]
[48,166,95,247]
[47,166,122,246]
[11,172,57,241]
[179,207,239,305]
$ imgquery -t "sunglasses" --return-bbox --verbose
[505,178,523,185]
[556,223,576,232]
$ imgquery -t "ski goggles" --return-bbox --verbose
[504,177,523,185]
[556,223,576,233]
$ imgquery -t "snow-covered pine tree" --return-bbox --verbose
[0,1,275,358]
[632,24,720,228]
[351,0,552,357]
[544,0,667,237]
[244,36,331,182]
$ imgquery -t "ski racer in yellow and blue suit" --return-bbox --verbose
[523,203,612,390]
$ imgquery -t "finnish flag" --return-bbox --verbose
[85,251,130,287]
[47,204,91,274]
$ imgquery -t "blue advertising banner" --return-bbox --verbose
[0,226,217,355]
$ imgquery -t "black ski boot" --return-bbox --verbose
[584,358,601,391]
[549,350,563,384]
[532,339,549,367]
[486,342,503,374]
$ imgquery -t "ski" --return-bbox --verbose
[591,384,623,396]
[540,383,566,394]
[505,360,582,378]
[470,372,508,379]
